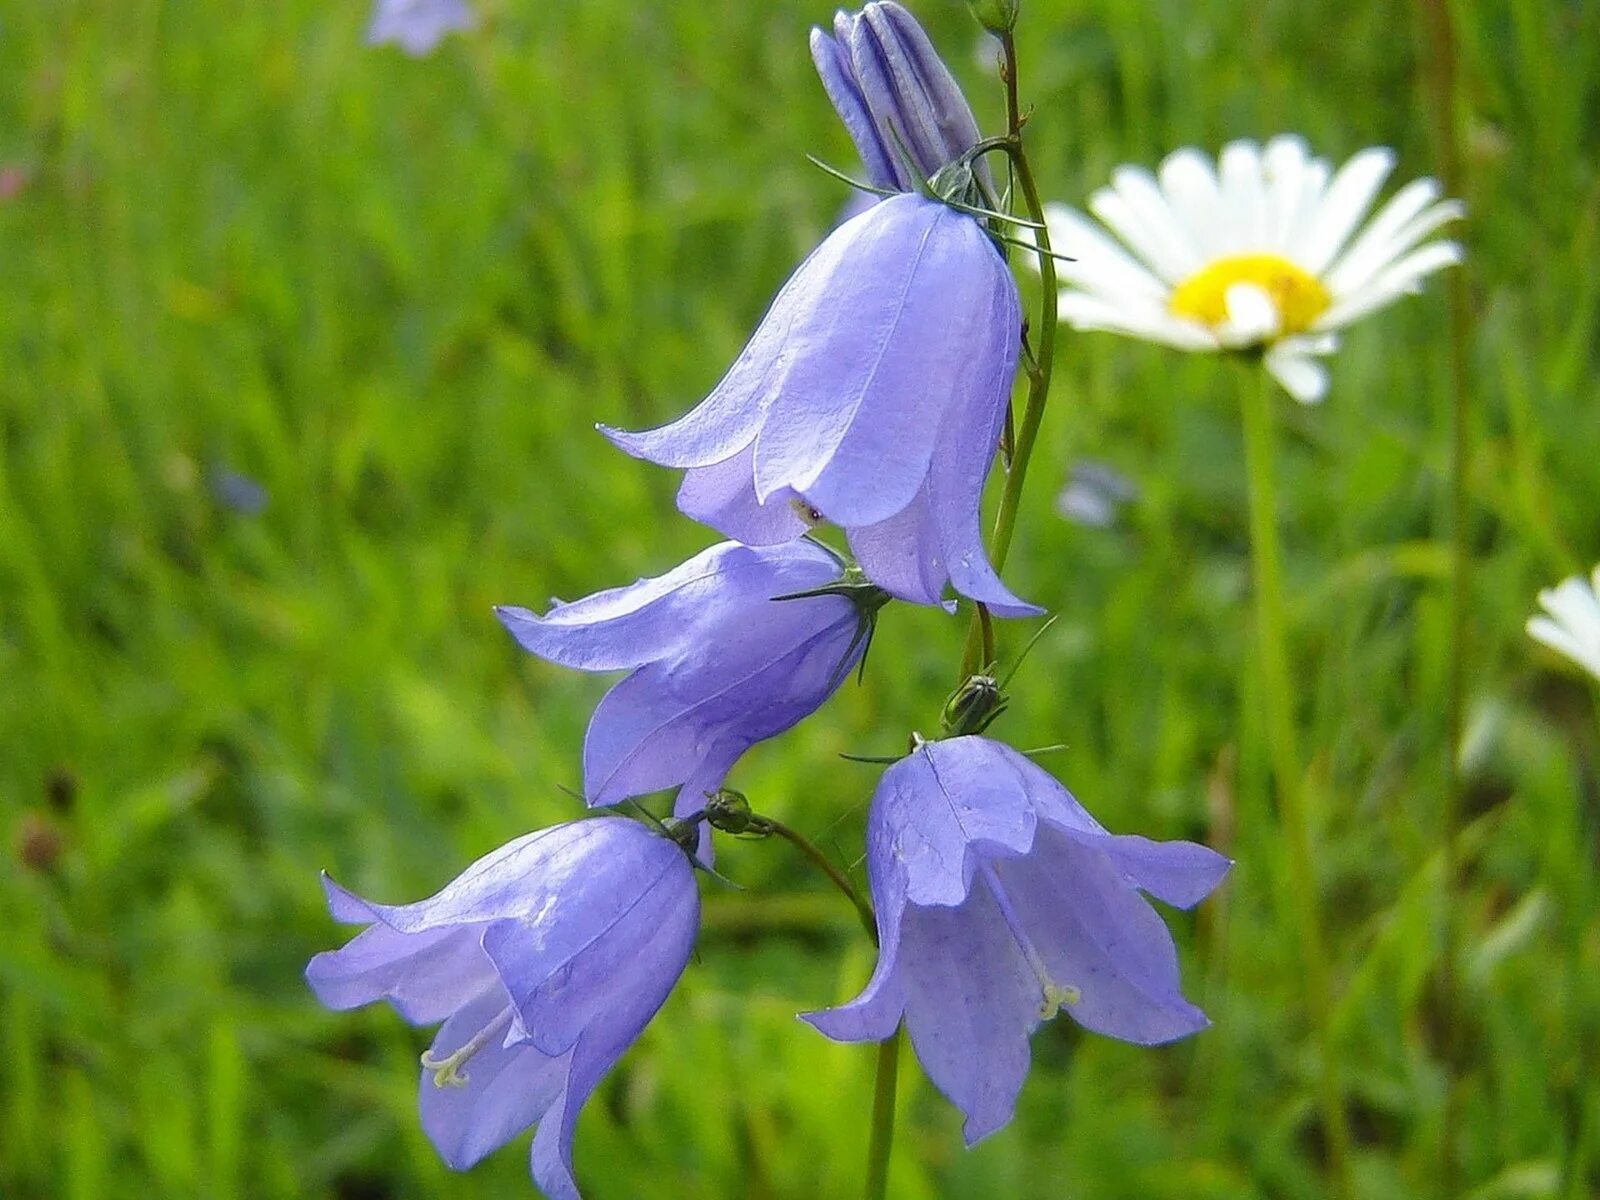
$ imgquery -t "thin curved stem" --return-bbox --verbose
[1236,364,1354,1200]
[764,818,876,944]
[863,1029,902,1200]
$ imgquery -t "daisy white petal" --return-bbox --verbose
[1527,568,1600,681]
[1297,146,1396,273]
[1031,136,1462,400]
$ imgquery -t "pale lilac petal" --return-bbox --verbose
[677,445,811,547]
[368,0,474,56]
[992,827,1210,1045]
[897,880,1039,1144]
[847,486,950,608]
[305,921,495,1025]
[810,26,901,190]
[418,988,570,1171]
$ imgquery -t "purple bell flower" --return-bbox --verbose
[804,735,1230,1143]
[496,540,882,851]
[306,817,698,1200]
[601,194,1036,617]
[811,1,990,195]
[367,0,474,56]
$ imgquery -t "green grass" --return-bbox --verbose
[2,1,1597,1197]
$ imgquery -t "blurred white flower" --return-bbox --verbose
[1037,135,1464,403]
[368,0,474,56]
[1528,566,1600,681]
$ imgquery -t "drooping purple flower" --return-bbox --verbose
[496,540,883,851]
[367,0,474,57]
[811,2,989,194]
[306,817,698,1199]
[601,194,1036,617]
[804,735,1229,1143]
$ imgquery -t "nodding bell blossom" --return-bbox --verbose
[1039,135,1464,402]
[306,817,699,1200]
[601,194,1037,617]
[811,1,990,195]
[367,0,474,56]
[496,541,886,852]
[805,735,1229,1143]
[1527,564,1600,682]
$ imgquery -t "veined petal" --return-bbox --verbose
[810,25,900,191]
[496,541,838,672]
[418,986,570,1172]
[677,444,811,547]
[482,838,697,1057]
[1066,831,1232,909]
[897,879,1039,1144]
[875,738,1039,908]
[847,485,951,608]
[993,827,1210,1045]
[305,921,496,1025]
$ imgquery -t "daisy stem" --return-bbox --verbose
[960,28,1058,675]
[1236,364,1355,1200]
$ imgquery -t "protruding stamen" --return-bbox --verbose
[980,865,1081,1025]
[419,1004,515,1089]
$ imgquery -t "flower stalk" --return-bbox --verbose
[1236,363,1355,1199]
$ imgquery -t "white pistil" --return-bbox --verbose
[979,864,1081,1022]
[420,1004,515,1089]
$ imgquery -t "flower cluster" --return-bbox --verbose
[313,4,1268,1195]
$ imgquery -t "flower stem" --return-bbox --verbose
[959,30,1059,671]
[1236,364,1355,1199]
[764,818,877,944]
[864,1028,902,1200]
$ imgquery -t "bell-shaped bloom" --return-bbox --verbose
[811,2,989,194]
[496,541,882,850]
[306,817,698,1200]
[601,195,1036,617]
[368,0,474,56]
[1036,134,1463,401]
[805,735,1229,1143]
[1527,563,1600,682]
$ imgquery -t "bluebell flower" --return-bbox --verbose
[496,540,884,850]
[804,735,1229,1142]
[601,194,1036,617]
[811,1,989,194]
[306,817,698,1200]
[367,0,474,57]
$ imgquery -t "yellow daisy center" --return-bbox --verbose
[1169,254,1331,336]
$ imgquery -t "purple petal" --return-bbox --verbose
[990,826,1210,1045]
[1085,833,1232,910]
[305,920,495,1024]
[873,737,1038,908]
[846,484,951,608]
[582,608,861,806]
[418,987,570,1171]
[677,444,811,547]
[496,540,840,672]
[896,878,1039,1144]
[367,0,474,56]
[482,834,698,1057]
[810,25,902,191]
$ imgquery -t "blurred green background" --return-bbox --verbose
[2,0,1597,1197]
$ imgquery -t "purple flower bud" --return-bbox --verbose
[306,817,698,1199]
[496,541,881,852]
[602,195,1037,617]
[367,0,474,57]
[804,735,1230,1143]
[811,2,989,194]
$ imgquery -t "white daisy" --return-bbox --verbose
[1037,135,1465,402]
[1527,566,1600,682]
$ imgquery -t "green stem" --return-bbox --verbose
[864,1028,902,1200]
[1414,0,1471,1192]
[1236,364,1355,1199]
[764,818,877,944]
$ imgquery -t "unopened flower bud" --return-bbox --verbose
[966,0,1019,34]
[941,673,1006,737]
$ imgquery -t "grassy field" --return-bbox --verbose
[2,1,1597,1197]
